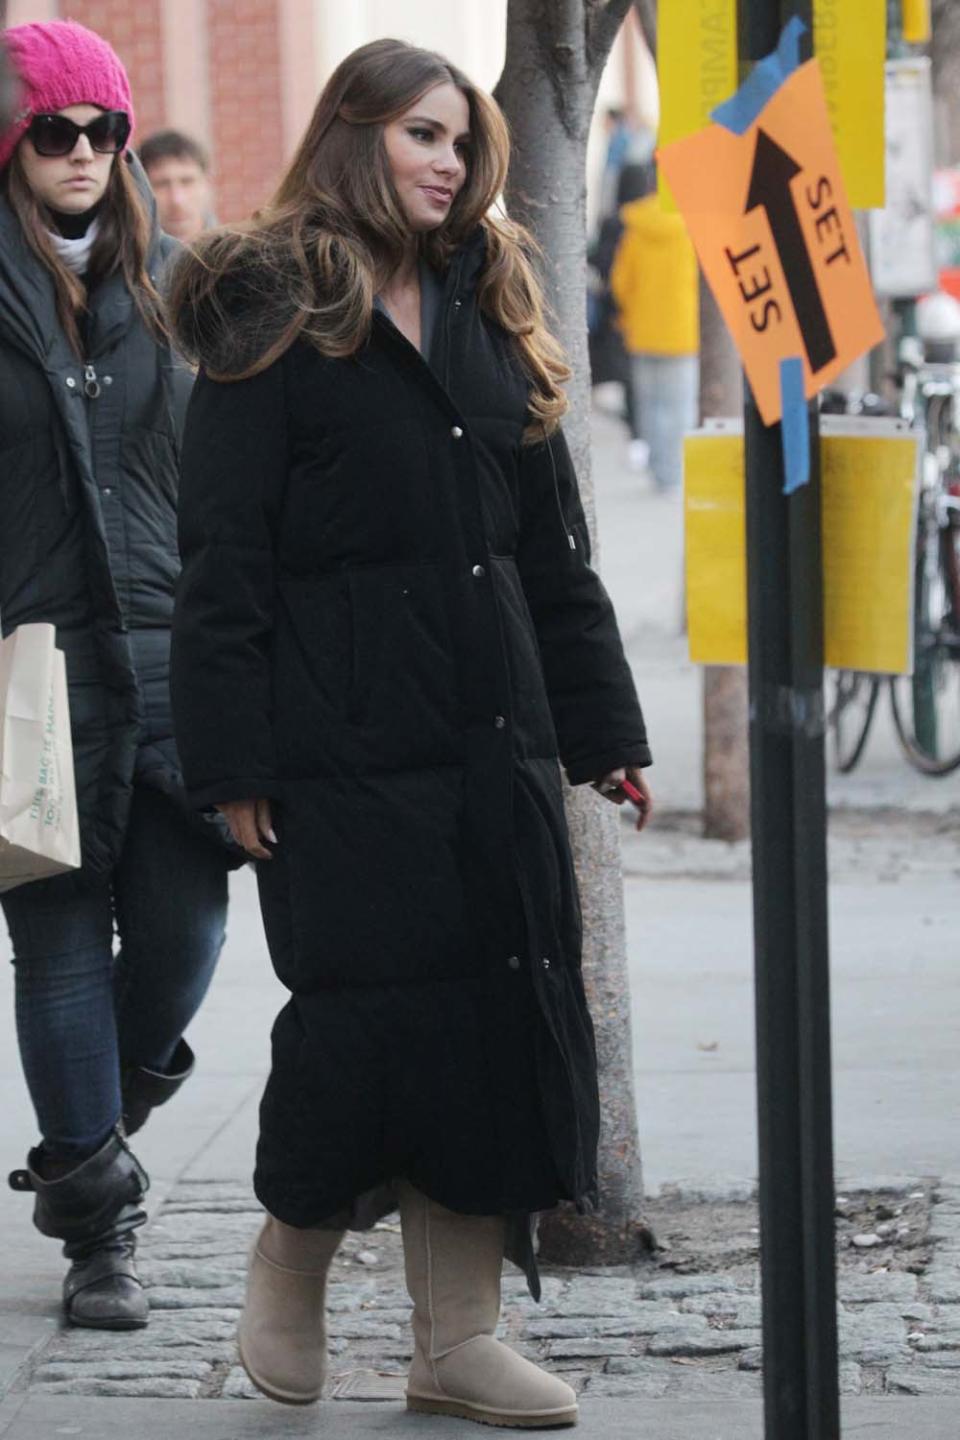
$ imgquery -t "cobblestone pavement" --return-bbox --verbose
[19,1176,960,1406]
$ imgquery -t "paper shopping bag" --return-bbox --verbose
[0,623,81,892]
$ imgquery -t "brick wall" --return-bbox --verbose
[207,0,285,222]
[49,1,286,222]
[63,0,166,143]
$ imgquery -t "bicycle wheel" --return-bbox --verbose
[890,522,960,775]
[830,670,881,773]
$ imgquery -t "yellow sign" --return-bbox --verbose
[657,6,885,209]
[684,422,920,674]
[685,432,749,665]
[658,60,885,425]
[657,0,738,211]
[902,0,932,44]
[812,1,886,208]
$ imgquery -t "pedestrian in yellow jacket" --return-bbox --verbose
[611,182,700,491]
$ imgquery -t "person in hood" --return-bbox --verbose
[167,38,653,1429]
[0,20,237,1332]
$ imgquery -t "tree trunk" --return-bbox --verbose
[495,0,654,1266]
[699,280,750,842]
[932,0,960,163]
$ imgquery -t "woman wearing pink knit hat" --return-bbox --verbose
[1,20,237,1331]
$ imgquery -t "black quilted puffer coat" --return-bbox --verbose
[171,227,651,1226]
[0,156,235,887]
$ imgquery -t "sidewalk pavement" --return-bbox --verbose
[0,402,957,1433]
[2,1393,959,1440]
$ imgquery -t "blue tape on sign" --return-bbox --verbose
[711,15,806,135]
[779,356,809,495]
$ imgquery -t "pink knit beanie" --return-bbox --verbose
[0,20,135,171]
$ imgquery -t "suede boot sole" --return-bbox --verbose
[406,1392,579,1429]
[237,1335,322,1406]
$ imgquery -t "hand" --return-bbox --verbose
[215,797,277,860]
[593,765,653,832]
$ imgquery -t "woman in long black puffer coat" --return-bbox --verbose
[168,38,653,1430]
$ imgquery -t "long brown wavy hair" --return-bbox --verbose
[167,38,569,437]
[4,148,167,355]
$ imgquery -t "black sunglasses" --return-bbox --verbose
[26,110,131,159]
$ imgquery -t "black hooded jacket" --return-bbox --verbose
[0,153,234,885]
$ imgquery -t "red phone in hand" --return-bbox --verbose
[620,777,648,813]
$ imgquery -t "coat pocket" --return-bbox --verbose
[345,563,461,763]
[345,567,385,724]
[274,572,353,770]
[275,564,461,774]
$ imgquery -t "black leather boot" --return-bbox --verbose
[8,1127,150,1330]
[121,1038,195,1137]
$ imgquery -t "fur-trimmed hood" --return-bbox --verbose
[167,223,489,380]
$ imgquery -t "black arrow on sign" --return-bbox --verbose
[746,129,837,375]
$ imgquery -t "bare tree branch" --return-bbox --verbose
[496,0,590,144]
[586,0,636,76]
[498,0,634,141]
[632,0,656,54]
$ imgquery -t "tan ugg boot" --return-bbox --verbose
[398,1182,578,1428]
[237,1215,343,1405]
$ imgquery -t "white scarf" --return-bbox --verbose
[47,218,99,275]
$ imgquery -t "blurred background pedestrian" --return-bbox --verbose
[610,163,699,492]
[139,128,216,244]
[588,161,655,471]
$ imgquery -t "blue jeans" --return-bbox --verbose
[3,786,228,1161]
[629,353,700,491]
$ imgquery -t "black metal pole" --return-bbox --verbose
[741,2,840,1436]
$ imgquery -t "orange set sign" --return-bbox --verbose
[658,60,884,425]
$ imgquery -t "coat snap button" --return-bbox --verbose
[454,298,462,309]
[102,487,113,497]
[493,715,506,730]
[451,425,464,439]
[471,564,485,579]
[65,377,76,388]
[541,957,551,970]
[103,375,113,385]
[507,955,520,971]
